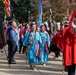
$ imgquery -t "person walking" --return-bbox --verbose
[23,23,42,70]
[6,21,18,64]
[39,24,50,66]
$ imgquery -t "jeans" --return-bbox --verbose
[7,40,17,62]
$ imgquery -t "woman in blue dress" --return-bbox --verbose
[23,23,42,70]
[40,24,51,66]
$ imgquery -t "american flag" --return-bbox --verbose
[3,0,11,17]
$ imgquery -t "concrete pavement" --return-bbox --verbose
[0,49,67,75]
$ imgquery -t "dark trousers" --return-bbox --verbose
[22,46,26,54]
[7,40,17,62]
[67,65,75,75]
[55,51,60,57]
[19,38,23,53]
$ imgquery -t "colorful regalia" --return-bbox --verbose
[23,32,42,64]
[52,11,76,67]
[39,31,50,63]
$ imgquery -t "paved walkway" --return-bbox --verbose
[0,47,67,75]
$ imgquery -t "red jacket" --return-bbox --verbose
[52,27,76,66]
[52,10,76,66]
[61,27,73,66]
[19,28,23,39]
[62,10,76,66]
[52,31,62,50]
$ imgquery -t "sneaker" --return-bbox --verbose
[33,68,37,71]
[43,64,46,66]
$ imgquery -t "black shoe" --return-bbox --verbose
[8,60,16,64]
[22,52,25,54]
[19,49,21,54]
[64,67,68,72]
[7,56,9,59]
[30,64,33,69]
[19,51,21,54]
[12,59,16,62]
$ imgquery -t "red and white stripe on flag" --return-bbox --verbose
[4,0,11,17]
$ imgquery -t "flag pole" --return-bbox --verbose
[4,8,7,23]
[38,0,43,26]
[50,8,52,21]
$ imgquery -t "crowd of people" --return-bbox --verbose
[2,10,76,75]
[4,21,51,70]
